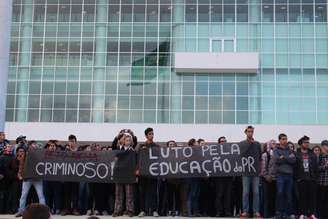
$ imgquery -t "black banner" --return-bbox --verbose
[23,149,137,183]
[139,143,260,178]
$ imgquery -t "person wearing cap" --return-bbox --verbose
[317,140,328,218]
[240,126,262,219]
[0,132,9,155]
[15,141,46,217]
[13,135,27,155]
[295,136,318,219]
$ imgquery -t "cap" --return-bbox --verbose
[321,140,328,146]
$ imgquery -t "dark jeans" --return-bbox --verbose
[87,183,104,212]
[199,178,214,216]
[138,177,158,214]
[187,178,201,216]
[179,181,188,216]
[167,181,180,214]
[214,177,233,216]
[158,179,168,215]
[44,181,62,212]
[232,177,242,216]
[0,181,21,214]
[318,185,328,219]
[62,182,79,211]
[262,178,276,218]
[276,175,293,217]
[79,182,88,214]
[297,180,316,217]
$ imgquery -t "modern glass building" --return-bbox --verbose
[1,0,328,142]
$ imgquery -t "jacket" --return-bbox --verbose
[295,148,318,181]
[273,145,296,176]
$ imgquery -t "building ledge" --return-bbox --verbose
[174,52,259,74]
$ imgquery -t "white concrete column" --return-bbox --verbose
[0,0,13,131]
[92,0,108,122]
[16,0,33,122]
[171,0,184,123]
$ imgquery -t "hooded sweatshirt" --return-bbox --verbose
[273,144,296,176]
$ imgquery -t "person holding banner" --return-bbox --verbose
[240,126,262,219]
[136,128,159,217]
[15,141,46,217]
[186,138,201,217]
[60,135,80,216]
[113,134,135,217]
[43,140,62,215]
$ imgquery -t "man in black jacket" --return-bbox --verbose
[295,136,318,219]
[0,144,16,213]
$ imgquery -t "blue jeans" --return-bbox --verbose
[242,176,260,214]
[18,180,45,213]
[187,178,201,216]
[276,175,293,217]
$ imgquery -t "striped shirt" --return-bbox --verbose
[318,154,328,186]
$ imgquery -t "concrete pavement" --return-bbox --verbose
[0,216,236,219]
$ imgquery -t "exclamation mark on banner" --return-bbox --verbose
[110,158,118,180]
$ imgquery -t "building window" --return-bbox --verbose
[210,38,236,52]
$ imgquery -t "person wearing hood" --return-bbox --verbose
[295,136,318,219]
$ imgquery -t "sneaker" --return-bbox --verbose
[309,215,317,219]
[254,212,262,219]
[112,212,119,217]
[299,215,305,219]
[138,211,146,217]
[60,209,69,216]
[153,211,159,217]
[55,210,60,215]
[102,210,109,215]
[94,210,100,215]
[15,212,23,217]
[240,212,248,218]
[86,210,92,216]
[72,209,80,216]
[289,215,296,219]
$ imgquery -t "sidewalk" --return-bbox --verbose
[0,216,235,219]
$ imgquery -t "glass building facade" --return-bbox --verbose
[6,0,328,125]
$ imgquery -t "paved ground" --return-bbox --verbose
[0,216,236,219]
